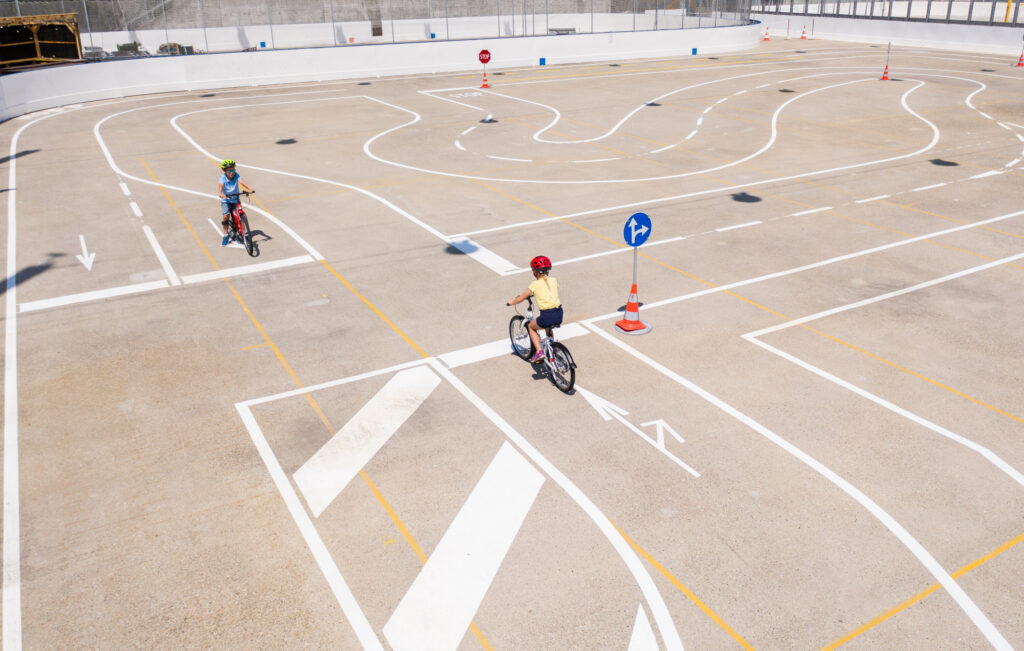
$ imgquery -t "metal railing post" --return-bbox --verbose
[330,0,337,45]
[198,0,209,52]
[15,0,21,16]
[81,0,93,47]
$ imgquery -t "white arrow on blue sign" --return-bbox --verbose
[623,212,652,247]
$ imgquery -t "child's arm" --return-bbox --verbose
[240,179,255,194]
[508,288,532,305]
[218,182,226,200]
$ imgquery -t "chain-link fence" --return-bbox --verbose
[0,0,752,54]
[752,0,1022,24]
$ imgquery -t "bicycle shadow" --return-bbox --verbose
[248,229,273,243]
[524,359,576,395]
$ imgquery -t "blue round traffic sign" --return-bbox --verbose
[623,212,652,247]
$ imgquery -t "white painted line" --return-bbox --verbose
[142,225,181,286]
[235,404,384,650]
[585,208,1024,323]
[19,280,171,313]
[970,170,1002,179]
[129,201,143,217]
[439,322,589,369]
[696,117,704,126]
[650,144,675,154]
[426,359,684,650]
[755,83,769,88]
[715,220,761,232]
[460,126,476,136]
[583,323,1013,651]
[685,130,697,140]
[455,140,466,152]
[855,194,890,203]
[445,237,518,274]
[383,442,544,651]
[487,155,532,162]
[702,106,713,114]
[910,182,947,192]
[119,182,130,196]
[978,112,992,119]
[502,236,684,273]
[629,604,658,651]
[996,122,1012,131]
[1004,158,1021,168]
[208,218,223,235]
[294,365,441,517]
[733,89,748,96]
[570,157,620,163]
[1016,133,1024,142]
[715,97,728,104]
[791,206,832,217]
[180,255,314,285]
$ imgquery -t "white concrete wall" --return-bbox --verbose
[0,22,760,122]
[753,13,1024,52]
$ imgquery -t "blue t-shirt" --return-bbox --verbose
[220,172,242,204]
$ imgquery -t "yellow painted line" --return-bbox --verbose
[241,343,269,351]
[804,324,1024,425]
[613,522,757,650]
[142,157,220,270]
[318,260,429,358]
[823,531,1024,649]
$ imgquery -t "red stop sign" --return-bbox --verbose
[478,49,491,64]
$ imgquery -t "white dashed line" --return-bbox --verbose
[685,130,697,140]
[455,141,466,151]
[734,89,747,96]
[696,117,704,126]
[1004,158,1022,168]
[570,157,620,163]
[460,126,476,136]
[129,201,143,217]
[650,144,675,154]
[702,106,713,114]
[142,225,181,286]
[791,206,832,217]
[715,97,728,104]
[978,112,992,119]
[970,170,1002,179]
[855,195,890,203]
[119,182,131,196]
[716,220,761,232]
[755,83,769,89]
[911,183,947,192]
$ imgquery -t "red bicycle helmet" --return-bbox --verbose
[530,255,551,272]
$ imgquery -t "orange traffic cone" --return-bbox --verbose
[481,71,490,88]
[1017,52,1023,67]
[763,27,770,41]
[800,26,807,39]
[615,284,652,335]
[880,64,889,80]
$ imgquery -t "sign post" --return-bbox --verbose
[479,49,491,88]
[615,212,652,335]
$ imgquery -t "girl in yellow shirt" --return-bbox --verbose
[508,256,562,363]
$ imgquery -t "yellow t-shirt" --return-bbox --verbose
[529,275,560,310]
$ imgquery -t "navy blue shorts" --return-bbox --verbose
[536,306,563,329]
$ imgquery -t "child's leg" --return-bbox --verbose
[527,320,543,350]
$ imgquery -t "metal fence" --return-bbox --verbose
[0,0,753,54]
[752,0,1022,24]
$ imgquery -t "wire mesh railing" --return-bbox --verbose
[0,0,753,55]
[751,0,1022,25]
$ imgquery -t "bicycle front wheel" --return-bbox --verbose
[240,214,256,257]
[509,315,533,360]
[548,342,575,393]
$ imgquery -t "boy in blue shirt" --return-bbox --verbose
[217,159,255,246]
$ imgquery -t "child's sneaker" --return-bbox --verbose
[529,349,544,363]
[221,234,229,247]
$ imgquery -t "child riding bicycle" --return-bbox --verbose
[217,159,255,246]
[508,256,562,363]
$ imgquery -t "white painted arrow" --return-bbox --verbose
[627,217,649,244]
[577,386,699,477]
[641,419,684,446]
[75,235,95,271]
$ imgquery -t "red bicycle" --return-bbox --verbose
[225,191,258,257]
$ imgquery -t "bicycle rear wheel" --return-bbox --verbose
[509,315,533,360]
[547,342,575,393]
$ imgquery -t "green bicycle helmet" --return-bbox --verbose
[220,159,236,170]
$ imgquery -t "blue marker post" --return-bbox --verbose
[615,212,653,335]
